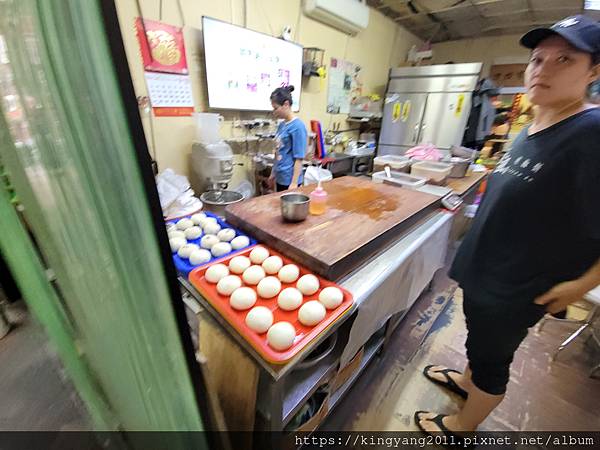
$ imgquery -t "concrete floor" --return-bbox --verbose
[0,301,90,431]
[322,287,600,431]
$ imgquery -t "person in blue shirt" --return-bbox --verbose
[270,86,307,192]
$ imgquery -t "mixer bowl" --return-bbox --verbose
[200,190,244,218]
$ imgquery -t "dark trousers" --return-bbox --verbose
[463,292,546,395]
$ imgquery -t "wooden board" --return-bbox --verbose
[446,171,488,196]
[225,176,441,280]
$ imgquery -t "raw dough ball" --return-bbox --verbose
[231,235,250,250]
[229,256,251,274]
[242,265,266,285]
[176,218,194,230]
[203,222,222,235]
[200,235,220,249]
[249,246,270,264]
[296,274,320,296]
[168,229,185,240]
[319,286,344,309]
[277,288,303,311]
[278,264,300,283]
[177,243,199,259]
[189,249,212,266]
[230,287,257,310]
[166,222,177,233]
[211,242,232,257]
[245,306,273,333]
[298,301,326,326]
[217,275,242,296]
[191,212,207,225]
[262,256,283,275]
[267,322,296,351]
[169,237,187,253]
[217,228,236,242]
[257,276,282,299]
[205,264,229,283]
[184,226,202,240]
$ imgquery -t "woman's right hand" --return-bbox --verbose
[267,173,275,189]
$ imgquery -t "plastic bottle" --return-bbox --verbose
[309,179,328,215]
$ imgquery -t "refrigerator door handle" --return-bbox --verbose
[412,123,420,144]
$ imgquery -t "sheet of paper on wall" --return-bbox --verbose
[327,57,362,114]
[145,72,194,116]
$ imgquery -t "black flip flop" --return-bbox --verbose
[423,365,468,399]
[414,411,474,447]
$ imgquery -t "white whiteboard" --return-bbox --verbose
[202,17,302,111]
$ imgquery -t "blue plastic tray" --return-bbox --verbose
[166,211,257,277]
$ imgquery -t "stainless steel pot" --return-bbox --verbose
[200,190,244,218]
[446,157,471,178]
[280,193,310,222]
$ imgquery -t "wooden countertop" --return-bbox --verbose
[446,171,488,196]
[226,176,441,280]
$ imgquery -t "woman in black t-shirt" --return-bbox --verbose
[416,16,600,437]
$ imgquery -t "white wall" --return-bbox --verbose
[115,0,423,178]
[431,34,530,77]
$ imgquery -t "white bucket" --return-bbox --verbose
[194,113,224,144]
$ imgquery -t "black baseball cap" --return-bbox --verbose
[520,15,600,55]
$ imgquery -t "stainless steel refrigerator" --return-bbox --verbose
[378,63,482,156]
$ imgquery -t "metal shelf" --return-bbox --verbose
[281,342,341,425]
[329,333,384,409]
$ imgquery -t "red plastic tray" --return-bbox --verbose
[189,246,354,364]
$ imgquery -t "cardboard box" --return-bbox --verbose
[295,394,330,433]
[331,346,365,393]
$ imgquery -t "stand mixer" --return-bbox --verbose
[191,113,234,191]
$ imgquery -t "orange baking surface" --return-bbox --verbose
[188,246,354,364]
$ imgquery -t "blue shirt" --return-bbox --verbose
[275,118,307,186]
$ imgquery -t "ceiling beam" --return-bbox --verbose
[482,20,554,32]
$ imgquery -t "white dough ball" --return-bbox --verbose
[169,237,187,253]
[229,256,251,274]
[262,256,283,275]
[257,276,282,299]
[177,243,199,259]
[211,242,232,257]
[249,246,270,264]
[203,222,222,235]
[242,265,266,285]
[230,287,257,310]
[189,249,212,266]
[200,235,220,249]
[296,274,320,296]
[166,222,177,233]
[176,218,194,230]
[184,226,202,240]
[245,306,274,333]
[267,322,296,351]
[205,264,229,283]
[191,212,207,225]
[278,264,300,283]
[231,235,250,250]
[277,288,303,311]
[319,287,344,309]
[217,228,236,242]
[168,229,185,240]
[298,301,326,327]
[217,275,242,296]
